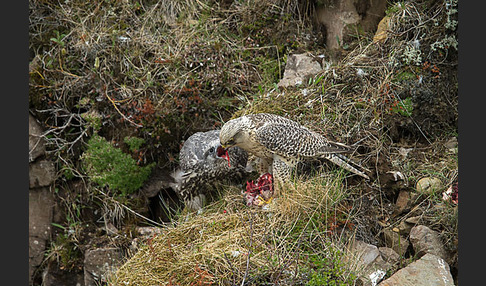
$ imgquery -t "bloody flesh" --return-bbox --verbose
[217,145,231,167]
[246,173,273,194]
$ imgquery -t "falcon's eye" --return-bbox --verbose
[209,146,215,153]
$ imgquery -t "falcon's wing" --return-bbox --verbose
[255,123,350,158]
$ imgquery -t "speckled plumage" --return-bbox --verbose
[171,130,249,210]
[219,113,369,186]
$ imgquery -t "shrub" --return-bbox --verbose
[81,134,154,196]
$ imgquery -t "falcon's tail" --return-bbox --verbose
[325,153,370,180]
[318,141,352,155]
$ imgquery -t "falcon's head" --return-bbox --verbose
[171,129,250,211]
[219,116,252,149]
[203,143,231,167]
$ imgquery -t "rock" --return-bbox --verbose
[316,0,359,50]
[416,177,442,195]
[405,216,421,224]
[382,228,409,256]
[42,263,84,286]
[29,114,46,162]
[277,53,322,88]
[29,188,54,239]
[348,240,393,286]
[396,220,414,236]
[29,159,56,188]
[393,190,411,215]
[316,0,387,49]
[351,240,381,267]
[29,236,47,282]
[409,225,448,261]
[378,247,400,265]
[136,226,163,237]
[29,187,55,283]
[84,247,124,286]
[378,253,454,286]
[444,137,458,153]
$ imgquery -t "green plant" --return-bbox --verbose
[123,136,146,152]
[50,30,67,47]
[81,134,154,196]
[391,97,413,117]
[385,2,405,16]
[45,232,83,270]
[306,249,357,286]
[81,110,102,131]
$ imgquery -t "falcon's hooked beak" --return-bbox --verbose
[216,145,231,167]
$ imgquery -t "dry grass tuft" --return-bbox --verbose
[112,173,360,285]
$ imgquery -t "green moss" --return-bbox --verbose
[81,134,154,196]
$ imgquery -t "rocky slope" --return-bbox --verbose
[29,0,458,285]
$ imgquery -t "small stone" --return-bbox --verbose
[277,53,322,88]
[394,190,411,215]
[416,177,442,195]
[405,216,421,224]
[444,137,458,153]
[378,247,400,265]
[378,254,454,286]
[382,228,410,256]
[351,240,381,267]
[409,225,448,261]
[397,220,414,236]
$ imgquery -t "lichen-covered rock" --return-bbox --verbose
[416,177,442,195]
[84,247,124,286]
[378,253,454,286]
[277,53,322,87]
